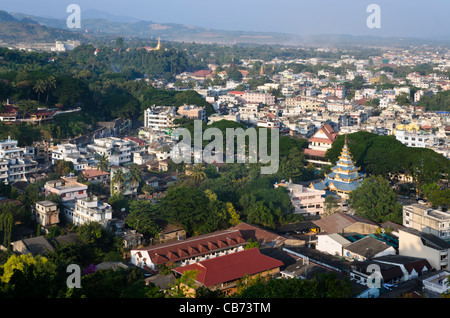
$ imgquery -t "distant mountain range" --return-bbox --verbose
[1,9,449,47]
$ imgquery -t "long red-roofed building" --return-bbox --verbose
[173,247,284,295]
[131,229,248,271]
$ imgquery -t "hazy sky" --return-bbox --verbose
[2,0,450,38]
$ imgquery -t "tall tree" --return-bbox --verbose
[44,76,56,105]
[111,168,126,195]
[349,175,402,223]
[97,154,110,172]
[33,79,46,102]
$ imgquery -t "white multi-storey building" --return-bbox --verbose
[143,106,176,132]
[44,175,88,202]
[274,180,326,216]
[0,137,37,184]
[63,195,112,227]
[403,204,450,241]
[51,143,89,171]
[87,137,132,166]
[394,129,439,148]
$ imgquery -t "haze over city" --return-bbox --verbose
[2,0,450,39]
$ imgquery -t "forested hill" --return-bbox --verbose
[0,10,83,43]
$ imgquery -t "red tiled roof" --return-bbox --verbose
[82,169,109,178]
[133,229,247,265]
[125,136,146,146]
[228,222,285,246]
[304,148,327,157]
[309,124,338,144]
[173,248,284,287]
[0,105,18,114]
[355,98,369,105]
[191,70,211,77]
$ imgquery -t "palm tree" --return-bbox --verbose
[97,154,110,172]
[44,76,56,105]
[189,164,206,182]
[129,165,142,190]
[33,79,46,102]
[111,168,126,195]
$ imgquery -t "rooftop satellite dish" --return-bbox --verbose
[121,208,126,212]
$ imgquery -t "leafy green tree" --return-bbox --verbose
[235,272,353,298]
[159,186,214,236]
[125,200,160,239]
[0,212,13,247]
[419,183,450,208]
[168,269,199,298]
[349,175,402,223]
[68,267,163,298]
[0,254,62,298]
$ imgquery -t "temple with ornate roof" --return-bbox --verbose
[309,135,366,199]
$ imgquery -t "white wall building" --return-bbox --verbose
[63,195,112,227]
[51,143,89,171]
[316,233,351,257]
[274,180,326,216]
[403,204,450,241]
[143,106,176,132]
[394,129,439,148]
[44,175,88,202]
[399,228,450,271]
[0,137,38,184]
[87,137,132,166]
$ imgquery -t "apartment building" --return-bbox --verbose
[403,204,450,240]
[238,103,261,124]
[63,195,112,227]
[143,106,176,132]
[399,228,450,271]
[177,105,207,122]
[394,129,439,148]
[274,180,325,216]
[87,137,132,166]
[242,92,275,106]
[44,175,88,202]
[33,200,60,228]
[110,166,138,196]
[0,137,38,184]
[51,143,89,171]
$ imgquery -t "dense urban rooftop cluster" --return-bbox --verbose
[0,36,449,299]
